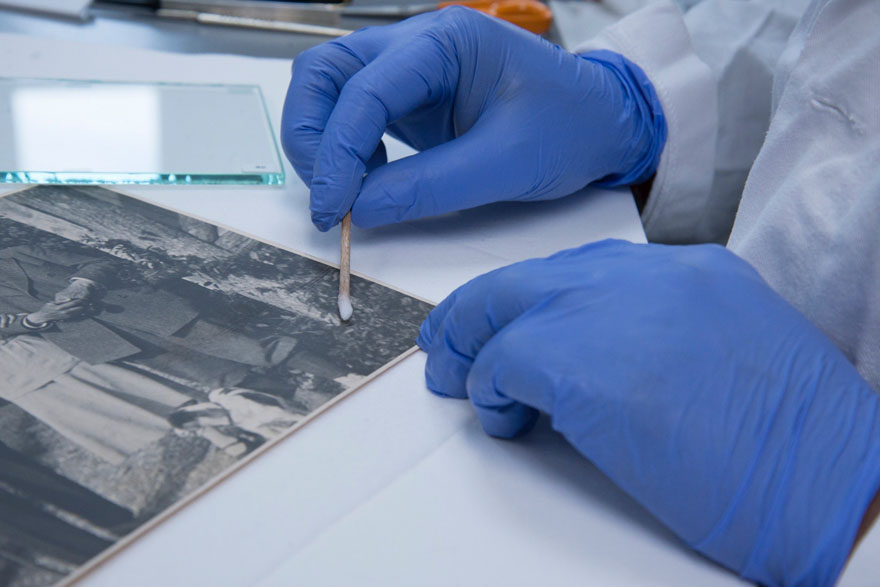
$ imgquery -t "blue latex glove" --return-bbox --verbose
[417,239,880,586]
[281,8,666,232]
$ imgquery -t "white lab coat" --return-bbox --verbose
[578,0,880,581]
[577,0,880,391]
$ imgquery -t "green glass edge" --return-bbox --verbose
[0,77,286,187]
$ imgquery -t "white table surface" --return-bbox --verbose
[2,31,877,587]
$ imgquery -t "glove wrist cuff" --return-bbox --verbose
[700,372,880,586]
[579,50,667,188]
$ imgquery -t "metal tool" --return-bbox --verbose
[159,0,553,35]
[157,8,355,35]
[161,0,345,25]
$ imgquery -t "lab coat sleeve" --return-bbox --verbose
[576,0,803,243]
[576,0,718,243]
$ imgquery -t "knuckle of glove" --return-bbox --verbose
[433,4,487,36]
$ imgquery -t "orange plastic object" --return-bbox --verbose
[438,0,553,34]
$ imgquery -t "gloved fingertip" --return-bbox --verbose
[352,171,417,228]
[424,368,464,400]
[416,318,434,350]
[349,207,388,230]
[426,386,462,400]
[310,211,338,232]
[475,403,539,439]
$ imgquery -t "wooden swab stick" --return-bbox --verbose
[338,212,353,321]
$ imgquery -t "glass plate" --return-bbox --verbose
[0,78,284,185]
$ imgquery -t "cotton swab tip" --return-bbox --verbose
[338,293,353,322]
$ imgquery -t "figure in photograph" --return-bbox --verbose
[0,243,299,464]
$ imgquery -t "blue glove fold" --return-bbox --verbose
[417,239,880,586]
[281,8,666,232]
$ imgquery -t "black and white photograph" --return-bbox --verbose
[0,185,433,586]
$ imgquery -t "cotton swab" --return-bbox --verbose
[338,212,353,322]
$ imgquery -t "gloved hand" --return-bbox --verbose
[281,8,666,232]
[417,239,880,586]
